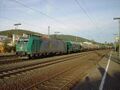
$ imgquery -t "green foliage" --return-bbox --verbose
[50,34,97,43]
[4,42,16,52]
[0,29,99,43]
[0,29,42,37]
[0,29,103,45]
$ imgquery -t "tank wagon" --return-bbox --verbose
[81,42,101,51]
[66,41,81,53]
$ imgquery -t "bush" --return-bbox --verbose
[4,42,16,53]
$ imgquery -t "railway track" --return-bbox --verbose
[0,51,89,65]
[24,60,89,90]
[0,50,107,65]
[0,50,107,78]
[0,51,86,65]
[0,57,28,65]
[0,53,16,59]
[24,50,108,90]
[0,52,88,79]
[0,53,24,65]
[0,53,15,57]
[0,50,109,90]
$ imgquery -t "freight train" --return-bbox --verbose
[16,35,109,58]
[16,35,82,58]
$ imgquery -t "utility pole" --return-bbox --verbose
[113,17,120,59]
[48,26,50,38]
[14,23,21,35]
[13,23,21,44]
[113,34,117,51]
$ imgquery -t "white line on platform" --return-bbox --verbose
[99,51,112,90]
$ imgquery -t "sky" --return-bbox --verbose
[0,0,120,43]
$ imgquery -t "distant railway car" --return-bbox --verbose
[16,35,67,58]
[66,41,81,53]
[81,42,100,51]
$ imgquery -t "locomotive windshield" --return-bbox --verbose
[18,38,29,44]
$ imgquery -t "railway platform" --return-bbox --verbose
[72,51,120,90]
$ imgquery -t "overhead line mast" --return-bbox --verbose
[113,17,120,59]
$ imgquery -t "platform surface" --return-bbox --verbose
[72,51,120,90]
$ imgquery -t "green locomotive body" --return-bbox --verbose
[16,36,42,56]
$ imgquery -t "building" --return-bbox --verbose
[0,35,8,42]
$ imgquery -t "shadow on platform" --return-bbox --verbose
[72,66,120,90]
